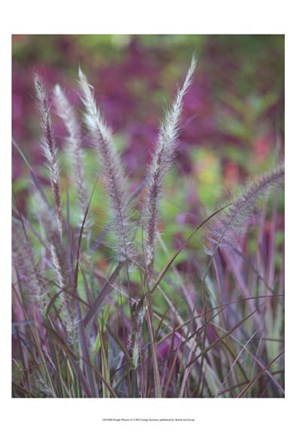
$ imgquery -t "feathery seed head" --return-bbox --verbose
[34,74,63,236]
[143,56,197,281]
[78,68,134,261]
[53,84,89,220]
[12,218,45,315]
[205,164,284,255]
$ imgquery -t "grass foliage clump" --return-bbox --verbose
[12,57,284,398]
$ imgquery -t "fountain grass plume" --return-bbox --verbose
[53,85,89,221]
[206,164,284,254]
[12,217,44,317]
[143,56,197,282]
[35,192,77,342]
[78,68,134,262]
[34,74,63,236]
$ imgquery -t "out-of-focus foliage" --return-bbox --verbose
[12,35,284,182]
